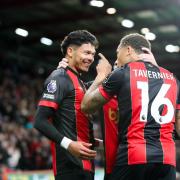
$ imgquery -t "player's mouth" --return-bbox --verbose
[84,62,91,66]
[83,60,92,67]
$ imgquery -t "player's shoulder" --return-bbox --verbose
[45,68,70,84]
[113,64,128,74]
[158,66,178,80]
[48,68,70,80]
[107,66,126,81]
[51,68,68,77]
[158,66,172,74]
[127,60,144,67]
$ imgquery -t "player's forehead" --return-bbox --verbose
[79,43,96,52]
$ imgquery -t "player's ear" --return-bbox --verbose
[127,46,133,54]
[66,47,73,58]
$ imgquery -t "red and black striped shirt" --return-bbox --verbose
[100,97,118,174]
[99,61,180,167]
[85,82,118,175]
[38,67,94,175]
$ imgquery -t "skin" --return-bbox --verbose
[81,54,111,114]
[68,141,97,159]
[66,43,96,73]
[116,45,141,67]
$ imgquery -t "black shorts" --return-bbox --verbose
[55,169,94,180]
[104,173,111,180]
[110,163,176,180]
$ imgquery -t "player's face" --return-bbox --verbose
[116,45,128,66]
[72,43,96,72]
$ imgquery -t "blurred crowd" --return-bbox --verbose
[0,61,103,173]
[0,63,52,171]
[0,61,180,176]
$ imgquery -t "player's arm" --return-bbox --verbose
[81,53,112,114]
[57,57,109,114]
[34,106,64,144]
[82,87,109,114]
[34,106,96,159]
[34,74,65,145]
[34,74,96,159]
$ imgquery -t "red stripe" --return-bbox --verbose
[38,100,58,110]
[177,104,180,110]
[67,70,92,171]
[128,62,147,164]
[82,160,92,171]
[159,67,176,167]
[103,98,118,173]
[50,142,57,175]
[98,86,112,100]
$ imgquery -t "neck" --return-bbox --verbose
[65,56,79,73]
[127,53,140,63]
[132,52,141,61]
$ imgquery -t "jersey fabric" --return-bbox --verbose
[99,61,180,167]
[38,67,94,175]
[110,163,176,180]
[85,82,118,175]
[100,97,118,175]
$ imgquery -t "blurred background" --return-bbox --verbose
[0,0,180,179]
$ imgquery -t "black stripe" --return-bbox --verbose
[144,63,163,163]
[116,65,132,165]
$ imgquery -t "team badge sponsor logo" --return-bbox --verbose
[43,93,55,100]
[47,80,57,93]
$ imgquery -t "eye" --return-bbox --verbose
[84,51,90,55]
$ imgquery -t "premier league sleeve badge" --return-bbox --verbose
[47,80,57,93]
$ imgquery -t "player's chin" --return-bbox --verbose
[81,66,90,72]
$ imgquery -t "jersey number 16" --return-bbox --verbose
[137,81,174,124]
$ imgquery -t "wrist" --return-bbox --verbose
[60,137,73,149]
[95,74,106,83]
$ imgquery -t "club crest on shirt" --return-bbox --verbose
[47,80,57,93]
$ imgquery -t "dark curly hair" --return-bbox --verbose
[119,33,151,54]
[61,30,99,56]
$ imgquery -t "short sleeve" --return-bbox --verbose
[99,68,124,99]
[38,70,69,110]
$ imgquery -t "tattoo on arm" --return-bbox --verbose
[82,74,110,113]
[82,88,108,114]
[87,89,108,113]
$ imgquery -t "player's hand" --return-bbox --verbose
[138,47,158,66]
[96,53,112,79]
[68,141,97,160]
[57,58,69,69]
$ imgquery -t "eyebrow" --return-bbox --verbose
[85,50,96,54]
